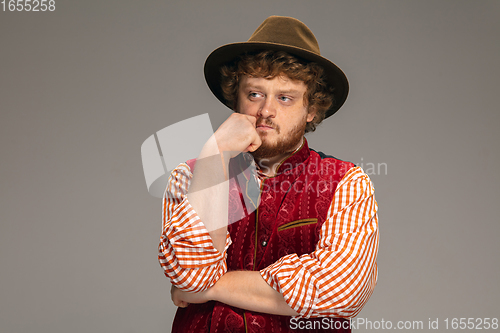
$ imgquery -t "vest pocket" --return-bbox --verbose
[277,218,318,232]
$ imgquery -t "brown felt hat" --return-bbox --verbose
[204,16,349,118]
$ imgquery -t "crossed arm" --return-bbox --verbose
[171,270,299,316]
[161,132,297,316]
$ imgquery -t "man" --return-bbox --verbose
[159,16,378,332]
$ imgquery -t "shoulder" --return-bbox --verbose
[308,148,356,178]
[310,149,353,165]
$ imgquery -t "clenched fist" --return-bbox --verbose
[214,113,262,158]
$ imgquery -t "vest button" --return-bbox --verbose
[261,240,268,247]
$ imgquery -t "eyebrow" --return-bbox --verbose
[279,89,302,95]
[243,85,303,95]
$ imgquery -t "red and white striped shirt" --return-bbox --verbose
[159,163,378,318]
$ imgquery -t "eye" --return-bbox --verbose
[279,96,292,102]
[248,92,262,100]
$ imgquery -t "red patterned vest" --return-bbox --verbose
[173,139,354,332]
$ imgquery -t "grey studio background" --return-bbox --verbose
[1,1,499,332]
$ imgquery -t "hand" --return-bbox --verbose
[171,285,189,308]
[214,113,262,158]
[170,284,212,308]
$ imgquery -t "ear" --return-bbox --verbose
[306,106,317,123]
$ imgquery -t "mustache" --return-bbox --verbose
[256,118,278,129]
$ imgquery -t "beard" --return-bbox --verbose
[250,116,307,160]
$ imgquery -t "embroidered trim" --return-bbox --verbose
[243,312,248,333]
[252,178,265,271]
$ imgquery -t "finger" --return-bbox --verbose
[245,134,262,153]
[173,299,189,308]
[245,144,258,153]
[244,114,257,126]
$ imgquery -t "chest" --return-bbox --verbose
[226,161,342,271]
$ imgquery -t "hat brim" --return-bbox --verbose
[204,41,349,118]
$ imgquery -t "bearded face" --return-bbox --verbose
[250,114,307,160]
[236,75,315,162]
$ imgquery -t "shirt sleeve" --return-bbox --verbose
[158,163,232,292]
[259,166,379,318]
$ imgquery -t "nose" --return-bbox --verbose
[258,97,277,118]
